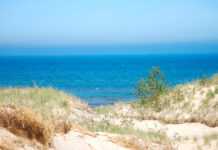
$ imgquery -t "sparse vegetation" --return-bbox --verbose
[199,77,210,86]
[95,105,115,115]
[203,133,218,145]
[206,90,215,100]
[85,120,169,144]
[198,74,218,86]
[203,89,215,106]
[173,88,185,102]
[215,86,218,94]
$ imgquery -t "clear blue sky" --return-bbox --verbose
[0,0,218,54]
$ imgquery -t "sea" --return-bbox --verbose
[0,54,218,106]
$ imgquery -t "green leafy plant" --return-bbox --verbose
[136,67,168,110]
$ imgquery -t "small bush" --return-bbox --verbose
[136,67,168,110]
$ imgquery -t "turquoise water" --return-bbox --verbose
[0,54,218,105]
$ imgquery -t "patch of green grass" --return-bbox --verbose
[0,87,73,120]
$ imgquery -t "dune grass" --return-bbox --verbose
[0,87,77,145]
[85,120,169,144]
[85,118,171,150]
[0,87,73,120]
[0,105,53,146]
[198,74,218,86]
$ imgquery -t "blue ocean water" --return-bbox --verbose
[0,54,218,105]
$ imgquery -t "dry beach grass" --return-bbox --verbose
[0,105,53,145]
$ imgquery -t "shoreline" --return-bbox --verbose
[1,54,218,107]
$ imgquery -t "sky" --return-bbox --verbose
[0,0,218,54]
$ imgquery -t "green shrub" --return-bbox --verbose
[136,67,168,110]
